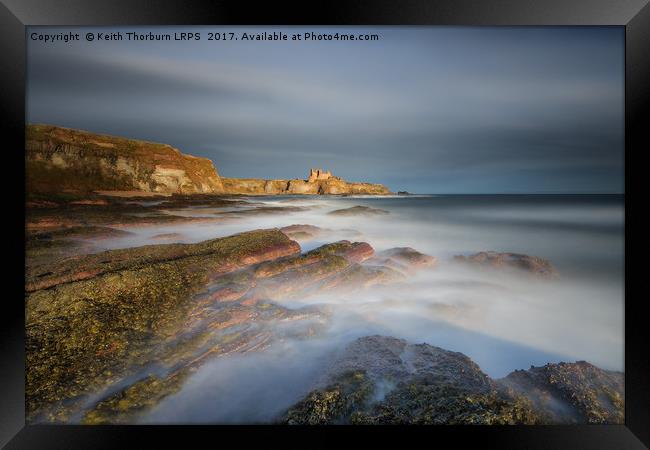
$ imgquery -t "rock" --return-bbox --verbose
[82,299,327,424]
[25,195,274,277]
[26,229,299,292]
[69,199,110,205]
[283,336,622,425]
[232,241,377,301]
[222,176,392,196]
[365,247,436,273]
[324,240,374,263]
[25,229,301,421]
[28,225,131,241]
[283,336,541,425]
[327,205,390,216]
[27,209,220,231]
[221,205,308,217]
[24,213,439,424]
[26,226,135,270]
[156,194,246,209]
[326,336,492,390]
[26,200,60,208]
[499,361,624,424]
[279,224,324,239]
[316,264,403,293]
[150,233,184,241]
[204,240,418,304]
[454,251,558,277]
[279,224,363,241]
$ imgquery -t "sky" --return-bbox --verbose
[27,26,624,194]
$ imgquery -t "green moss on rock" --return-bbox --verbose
[82,368,192,424]
[285,371,375,425]
[25,229,299,422]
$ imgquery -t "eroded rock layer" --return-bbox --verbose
[27,124,224,194]
[25,225,435,423]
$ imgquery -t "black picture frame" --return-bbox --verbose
[1,1,646,448]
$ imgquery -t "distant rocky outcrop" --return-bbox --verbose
[27,125,392,196]
[221,175,391,196]
[282,336,624,425]
[454,251,559,277]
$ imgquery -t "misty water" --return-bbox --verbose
[92,194,623,423]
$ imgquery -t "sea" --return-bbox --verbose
[98,194,625,423]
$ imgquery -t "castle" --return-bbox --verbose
[308,168,333,182]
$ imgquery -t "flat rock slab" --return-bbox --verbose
[327,205,390,216]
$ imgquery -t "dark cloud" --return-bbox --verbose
[27,26,624,193]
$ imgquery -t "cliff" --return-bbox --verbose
[26,124,224,194]
[26,125,392,196]
[221,177,391,195]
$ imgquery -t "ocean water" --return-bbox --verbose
[106,194,624,423]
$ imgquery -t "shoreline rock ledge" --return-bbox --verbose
[282,335,624,425]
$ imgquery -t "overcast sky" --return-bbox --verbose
[27,26,623,193]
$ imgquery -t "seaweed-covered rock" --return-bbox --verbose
[208,240,383,303]
[254,241,374,279]
[285,370,375,425]
[81,300,327,424]
[26,229,299,292]
[454,251,558,277]
[283,336,535,425]
[499,361,624,424]
[25,229,300,422]
[283,336,619,425]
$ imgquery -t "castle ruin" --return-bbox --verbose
[308,168,333,182]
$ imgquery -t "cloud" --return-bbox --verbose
[27,26,624,193]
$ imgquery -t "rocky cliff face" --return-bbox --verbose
[26,125,392,196]
[26,124,225,194]
[221,177,391,195]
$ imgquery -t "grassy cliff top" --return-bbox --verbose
[26,124,183,159]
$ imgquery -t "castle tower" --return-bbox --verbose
[308,168,332,182]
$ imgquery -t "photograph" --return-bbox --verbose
[22,25,627,426]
